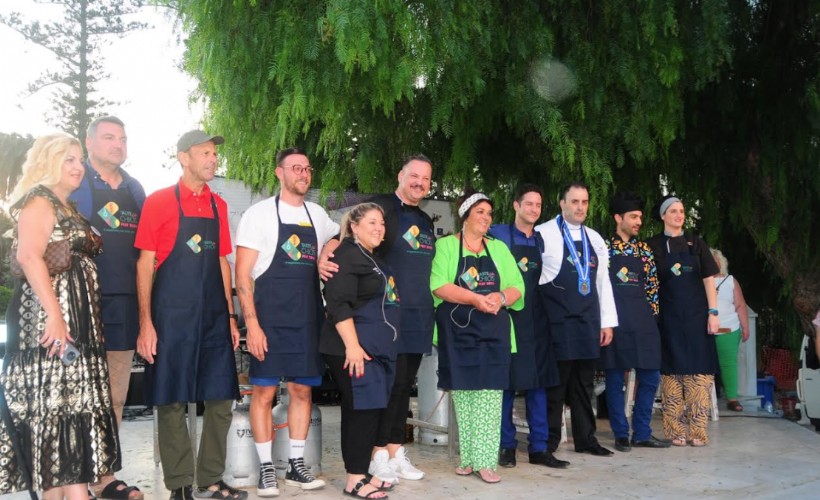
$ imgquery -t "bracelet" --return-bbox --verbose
[499,291,507,306]
[708,308,719,316]
[229,313,239,321]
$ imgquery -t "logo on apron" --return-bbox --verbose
[568,251,597,268]
[386,275,399,304]
[617,266,630,282]
[518,256,529,272]
[186,234,216,253]
[187,234,202,253]
[281,234,303,261]
[460,266,479,290]
[403,225,420,249]
[671,262,694,275]
[98,201,121,228]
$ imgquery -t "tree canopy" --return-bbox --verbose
[0,0,148,144]
[173,0,818,332]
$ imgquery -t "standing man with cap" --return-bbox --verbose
[135,130,245,500]
[488,184,566,469]
[235,147,337,496]
[601,192,670,452]
[535,182,617,458]
[71,115,146,499]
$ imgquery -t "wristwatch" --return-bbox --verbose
[708,308,719,316]
[229,313,239,321]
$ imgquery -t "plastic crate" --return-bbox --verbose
[757,376,775,408]
[763,346,798,391]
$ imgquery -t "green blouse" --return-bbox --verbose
[430,235,526,352]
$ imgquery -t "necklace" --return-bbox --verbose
[462,234,484,254]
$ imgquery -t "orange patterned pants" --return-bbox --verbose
[660,374,714,443]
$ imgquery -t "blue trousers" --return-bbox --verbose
[605,368,660,442]
[500,388,548,453]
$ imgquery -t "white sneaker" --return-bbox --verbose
[369,449,399,483]
[389,446,425,480]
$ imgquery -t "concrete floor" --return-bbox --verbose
[3,398,818,500]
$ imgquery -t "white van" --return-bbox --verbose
[797,335,820,430]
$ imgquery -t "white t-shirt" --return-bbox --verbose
[236,196,340,279]
[534,215,618,329]
[716,275,741,331]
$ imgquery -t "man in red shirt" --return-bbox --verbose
[135,130,245,500]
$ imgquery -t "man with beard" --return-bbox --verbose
[319,155,436,483]
[235,147,339,496]
[489,184,567,469]
[71,116,146,499]
[535,182,617,458]
[600,191,670,452]
[366,155,435,482]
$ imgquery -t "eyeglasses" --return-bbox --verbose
[282,164,313,175]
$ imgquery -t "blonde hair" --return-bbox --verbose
[711,248,729,275]
[339,202,384,240]
[9,134,82,206]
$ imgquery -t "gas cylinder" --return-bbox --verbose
[223,391,260,487]
[417,347,449,445]
[271,383,323,478]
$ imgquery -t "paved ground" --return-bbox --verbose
[2,397,818,499]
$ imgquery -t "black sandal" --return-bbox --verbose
[365,472,395,491]
[343,480,389,499]
[97,480,144,500]
[194,480,248,499]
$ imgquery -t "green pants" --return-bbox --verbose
[157,400,233,490]
[715,328,742,400]
[452,389,502,470]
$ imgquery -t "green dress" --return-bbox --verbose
[0,185,121,493]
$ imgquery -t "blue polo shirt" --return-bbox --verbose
[488,223,544,253]
[70,161,147,219]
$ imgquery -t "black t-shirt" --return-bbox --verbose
[319,238,389,356]
[369,193,434,259]
[646,232,719,282]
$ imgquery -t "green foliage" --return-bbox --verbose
[175,1,729,210]
[173,0,817,330]
[0,133,34,200]
[0,0,148,143]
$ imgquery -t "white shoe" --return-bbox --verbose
[369,449,399,483]
[389,446,425,480]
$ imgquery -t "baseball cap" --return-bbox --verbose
[177,130,225,152]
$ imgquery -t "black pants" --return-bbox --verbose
[324,354,384,474]
[547,359,598,452]
[376,353,423,446]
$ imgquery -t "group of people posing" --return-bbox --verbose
[0,116,748,500]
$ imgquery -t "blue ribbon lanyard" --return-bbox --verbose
[557,215,591,296]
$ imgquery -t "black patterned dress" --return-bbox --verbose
[0,185,121,493]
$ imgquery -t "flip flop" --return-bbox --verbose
[473,469,501,484]
[344,480,388,499]
[97,480,144,500]
[727,401,744,412]
[455,466,473,476]
[671,437,687,447]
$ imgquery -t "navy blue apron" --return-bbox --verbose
[435,236,511,390]
[87,174,141,350]
[539,231,601,361]
[656,236,718,375]
[251,197,323,378]
[144,186,239,406]
[507,225,559,389]
[599,246,661,370]
[351,259,400,410]
[384,196,435,354]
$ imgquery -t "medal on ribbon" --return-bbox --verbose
[558,215,591,296]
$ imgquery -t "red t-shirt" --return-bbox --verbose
[135,180,232,268]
